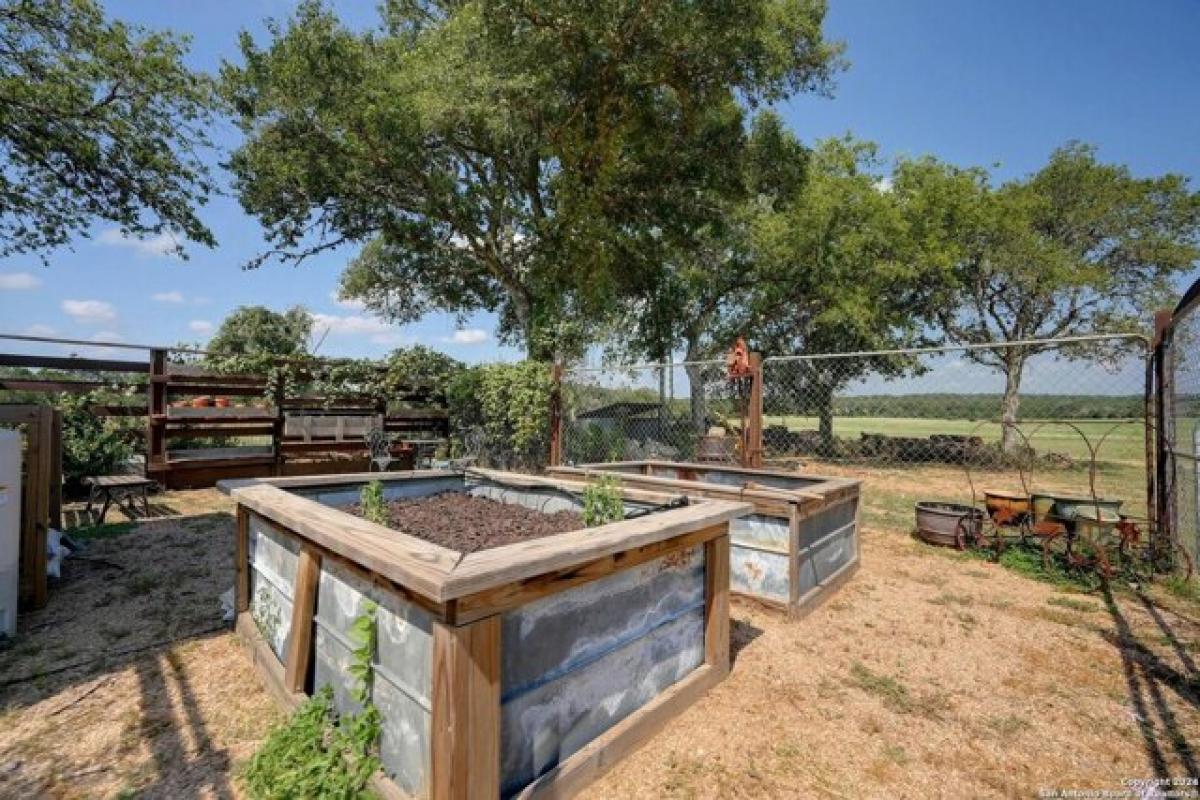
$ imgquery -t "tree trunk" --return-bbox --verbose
[1000,354,1025,454]
[684,337,708,437]
[813,376,835,454]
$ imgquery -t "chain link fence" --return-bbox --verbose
[1163,292,1200,566]
[562,335,1153,524]
[561,360,752,465]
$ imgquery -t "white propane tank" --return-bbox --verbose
[0,429,20,637]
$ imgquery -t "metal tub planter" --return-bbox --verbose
[222,468,748,800]
[914,502,984,548]
[547,460,860,617]
[1031,492,1123,523]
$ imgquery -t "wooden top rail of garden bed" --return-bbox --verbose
[219,469,751,610]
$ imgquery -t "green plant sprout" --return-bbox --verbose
[582,475,624,527]
[360,480,388,526]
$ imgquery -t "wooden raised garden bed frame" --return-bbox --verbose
[548,460,861,617]
[222,468,749,800]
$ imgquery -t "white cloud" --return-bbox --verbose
[0,271,41,290]
[442,328,489,345]
[312,312,393,336]
[189,320,213,334]
[311,312,412,349]
[24,324,56,337]
[96,228,180,258]
[874,176,894,193]
[328,290,366,311]
[152,290,185,303]
[62,299,117,324]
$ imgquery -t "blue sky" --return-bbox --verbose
[1,0,1197,363]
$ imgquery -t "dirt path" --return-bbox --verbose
[0,487,1196,798]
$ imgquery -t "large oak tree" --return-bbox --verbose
[222,0,842,359]
[918,144,1200,449]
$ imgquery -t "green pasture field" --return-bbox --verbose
[763,414,1148,465]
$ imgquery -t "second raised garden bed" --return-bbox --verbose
[548,460,861,617]
[222,468,749,799]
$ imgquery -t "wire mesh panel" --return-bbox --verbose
[561,361,747,465]
[1167,299,1200,566]
[761,336,1151,518]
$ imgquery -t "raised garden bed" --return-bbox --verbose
[547,460,860,617]
[220,468,749,800]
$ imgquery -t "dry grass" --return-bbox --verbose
[0,489,280,799]
[1,480,1197,799]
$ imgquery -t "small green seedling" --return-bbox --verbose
[582,475,624,527]
[360,480,388,526]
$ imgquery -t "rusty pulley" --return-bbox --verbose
[726,336,752,381]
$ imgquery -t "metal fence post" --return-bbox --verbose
[548,363,563,467]
[746,352,764,468]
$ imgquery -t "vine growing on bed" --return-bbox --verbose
[245,602,381,799]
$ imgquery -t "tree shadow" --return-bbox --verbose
[0,512,234,705]
[132,648,234,799]
[1099,584,1199,780]
[730,615,765,667]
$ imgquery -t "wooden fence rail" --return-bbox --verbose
[1,347,449,491]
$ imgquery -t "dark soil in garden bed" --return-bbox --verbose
[345,491,584,553]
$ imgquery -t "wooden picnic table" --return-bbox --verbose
[83,475,157,523]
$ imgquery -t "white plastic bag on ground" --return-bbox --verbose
[46,529,68,579]
[220,587,235,622]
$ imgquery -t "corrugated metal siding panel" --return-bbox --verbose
[798,499,856,548]
[498,545,706,795]
[466,480,657,518]
[729,513,789,552]
[642,464,819,492]
[797,521,857,597]
[248,513,299,662]
[313,559,434,796]
[499,609,704,797]
[299,476,465,508]
[730,546,790,602]
[467,482,583,515]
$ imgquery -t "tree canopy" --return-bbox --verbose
[0,0,218,259]
[911,143,1200,446]
[222,0,843,359]
[205,305,313,359]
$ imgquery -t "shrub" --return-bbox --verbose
[582,475,624,527]
[448,361,553,469]
[57,392,137,493]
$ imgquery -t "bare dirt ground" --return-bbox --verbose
[1,482,1197,799]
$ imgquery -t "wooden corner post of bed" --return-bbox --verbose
[235,506,250,613]
[283,545,321,694]
[430,613,501,800]
[705,533,731,676]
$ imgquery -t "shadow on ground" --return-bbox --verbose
[0,498,260,798]
[730,615,764,666]
[1101,585,1200,781]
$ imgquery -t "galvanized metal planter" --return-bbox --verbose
[223,468,748,800]
[547,460,861,617]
